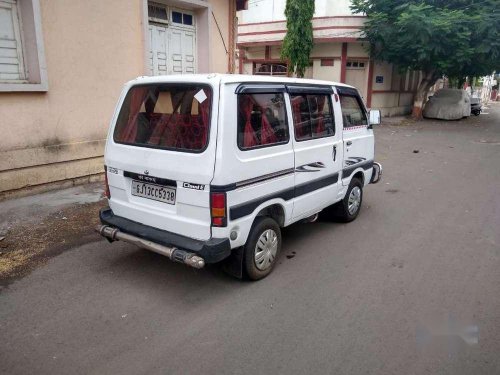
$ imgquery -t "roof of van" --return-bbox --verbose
[126,73,355,89]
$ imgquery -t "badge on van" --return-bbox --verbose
[183,182,205,190]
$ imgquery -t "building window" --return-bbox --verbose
[321,59,334,67]
[171,9,195,27]
[0,0,26,81]
[290,94,335,141]
[237,93,289,150]
[236,0,248,11]
[0,0,48,92]
[183,13,193,25]
[346,60,366,69]
[254,63,288,76]
[172,11,182,23]
[148,2,169,25]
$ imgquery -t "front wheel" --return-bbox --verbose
[244,217,282,280]
[326,177,363,223]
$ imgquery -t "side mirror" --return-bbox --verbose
[369,109,381,125]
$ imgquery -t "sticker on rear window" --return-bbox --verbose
[194,89,207,104]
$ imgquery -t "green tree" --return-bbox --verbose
[351,0,500,118]
[281,0,315,78]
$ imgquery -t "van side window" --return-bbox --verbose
[339,95,368,128]
[290,94,335,141]
[237,93,289,150]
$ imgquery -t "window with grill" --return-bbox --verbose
[148,2,168,24]
[346,60,366,69]
[0,0,47,91]
[321,59,334,67]
[254,63,288,76]
[0,0,26,81]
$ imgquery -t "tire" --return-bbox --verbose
[323,178,363,223]
[243,217,282,281]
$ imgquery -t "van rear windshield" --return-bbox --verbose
[113,84,212,152]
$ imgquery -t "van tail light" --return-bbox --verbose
[104,165,111,199]
[210,192,227,227]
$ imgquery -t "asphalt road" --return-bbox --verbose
[1,104,499,375]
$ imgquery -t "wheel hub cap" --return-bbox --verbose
[348,186,361,215]
[254,229,278,271]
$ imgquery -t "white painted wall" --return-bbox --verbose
[372,62,393,91]
[316,0,354,17]
[312,59,341,82]
[0,0,232,196]
[239,0,356,24]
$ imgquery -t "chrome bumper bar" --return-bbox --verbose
[96,225,205,269]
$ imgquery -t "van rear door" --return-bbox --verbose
[105,80,218,241]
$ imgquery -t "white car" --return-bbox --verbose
[97,74,382,280]
[423,88,471,120]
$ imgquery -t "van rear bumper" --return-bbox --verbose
[99,208,231,264]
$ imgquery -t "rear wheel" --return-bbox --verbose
[244,217,281,280]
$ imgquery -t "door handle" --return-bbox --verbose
[346,141,352,146]
[333,145,337,161]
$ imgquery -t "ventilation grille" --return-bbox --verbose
[148,3,168,25]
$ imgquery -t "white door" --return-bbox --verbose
[149,24,168,76]
[170,27,196,74]
[149,24,196,76]
[336,86,374,186]
[182,29,196,73]
[345,61,368,100]
[288,87,343,220]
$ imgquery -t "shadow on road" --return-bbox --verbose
[101,219,342,287]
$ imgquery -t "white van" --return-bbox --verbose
[97,74,382,280]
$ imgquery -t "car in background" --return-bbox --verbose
[423,88,471,120]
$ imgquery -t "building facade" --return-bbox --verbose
[0,0,237,197]
[237,0,418,116]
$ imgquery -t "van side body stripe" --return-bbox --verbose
[211,168,294,192]
[341,160,373,179]
[229,173,339,220]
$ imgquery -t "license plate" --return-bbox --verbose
[131,180,176,204]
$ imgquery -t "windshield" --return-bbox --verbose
[113,84,212,152]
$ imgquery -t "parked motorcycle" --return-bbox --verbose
[471,97,482,116]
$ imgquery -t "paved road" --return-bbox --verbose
[1,104,499,375]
